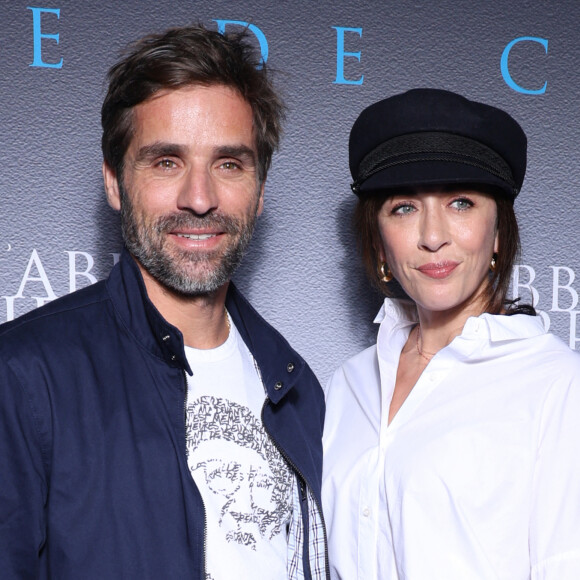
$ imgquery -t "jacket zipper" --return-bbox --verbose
[182,370,207,580]
[260,398,330,580]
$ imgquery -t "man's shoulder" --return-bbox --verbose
[0,280,110,346]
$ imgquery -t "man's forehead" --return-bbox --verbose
[128,84,257,151]
[134,84,251,120]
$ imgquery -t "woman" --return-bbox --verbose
[322,88,580,579]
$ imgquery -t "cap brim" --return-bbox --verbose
[357,160,516,198]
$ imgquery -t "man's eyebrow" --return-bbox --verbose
[215,145,257,164]
[133,143,257,165]
[134,142,187,162]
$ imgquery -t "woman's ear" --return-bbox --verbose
[376,242,386,264]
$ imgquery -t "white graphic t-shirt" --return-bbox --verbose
[184,314,293,580]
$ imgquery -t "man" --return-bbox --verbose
[0,25,327,579]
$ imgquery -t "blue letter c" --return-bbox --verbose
[501,36,548,95]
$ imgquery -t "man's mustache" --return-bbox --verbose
[153,212,243,235]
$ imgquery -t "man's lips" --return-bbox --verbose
[169,230,226,247]
[175,232,219,240]
[416,261,459,279]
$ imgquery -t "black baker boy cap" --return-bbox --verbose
[349,88,527,199]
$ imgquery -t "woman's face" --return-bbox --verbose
[377,186,499,316]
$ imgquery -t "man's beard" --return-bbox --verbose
[119,186,259,296]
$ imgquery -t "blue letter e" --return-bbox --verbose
[28,6,63,68]
[333,26,363,85]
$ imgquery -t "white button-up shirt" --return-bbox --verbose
[322,299,580,579]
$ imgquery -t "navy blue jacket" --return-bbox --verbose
[0,250,326,579]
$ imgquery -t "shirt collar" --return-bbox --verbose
[374,298,417,327]
[465,312,545,342]
[374,297,545,344]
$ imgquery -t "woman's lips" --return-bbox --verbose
[416,261,459,279]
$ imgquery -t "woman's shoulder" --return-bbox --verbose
[332,343,378,376]
[505,319,580,391]
[533,330,580,370]
[323,344,382,446]
[483,312,580,365]
[325,344,379,397]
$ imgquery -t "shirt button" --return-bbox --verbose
[287,362,295,373]
[274,381,283,390]
[362,507,370,517]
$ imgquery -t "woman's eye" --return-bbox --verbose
[392,204,415,215]
[450,198,473,210]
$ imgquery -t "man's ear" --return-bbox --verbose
[256,182,265,216]
[103,161,121,211]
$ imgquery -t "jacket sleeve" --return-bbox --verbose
[0,362,48,578]
[529,369,580,578]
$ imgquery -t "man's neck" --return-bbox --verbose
[137,261,231,350]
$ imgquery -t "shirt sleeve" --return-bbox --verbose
[0,362,48,578]
[529,362,580,578]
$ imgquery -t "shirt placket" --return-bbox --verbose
[356,321,407,579]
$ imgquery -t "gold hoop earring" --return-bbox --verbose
[490,253,498,272]
[379,262,393,283]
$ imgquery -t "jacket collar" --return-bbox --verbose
[225,285,306,404]
[106,249,305,403]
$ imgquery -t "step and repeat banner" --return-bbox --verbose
[1,1,579,382]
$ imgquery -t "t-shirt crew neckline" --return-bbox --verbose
[183,311,237,363]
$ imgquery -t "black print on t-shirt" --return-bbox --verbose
[186,396,292,551]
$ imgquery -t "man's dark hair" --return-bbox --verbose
[101,24,284,184]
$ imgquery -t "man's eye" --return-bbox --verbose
[157,159,176,169]
[220,161,240,170]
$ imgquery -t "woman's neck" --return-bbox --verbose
[415,298,487,355]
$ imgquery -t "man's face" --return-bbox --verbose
[104,85,263,295]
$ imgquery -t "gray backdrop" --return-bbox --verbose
[2,1,579,384]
